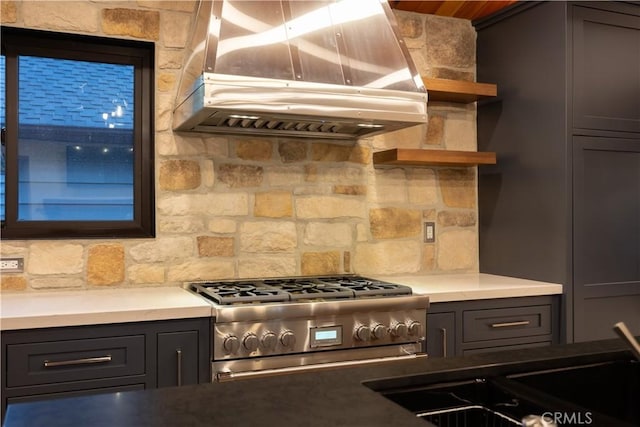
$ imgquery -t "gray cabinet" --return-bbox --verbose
[476,1,640,343]
[426,312,455,357]
[426,296,560,358]
[1,318,210,421]
[157,331,200,387]
[572,5,640,133]
[572,136,640,341]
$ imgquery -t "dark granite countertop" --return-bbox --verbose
[3,339,633,427]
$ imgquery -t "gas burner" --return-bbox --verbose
[262,279,318,289]
[214,282,259,293]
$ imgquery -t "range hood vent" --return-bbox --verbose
[173,0,428,140]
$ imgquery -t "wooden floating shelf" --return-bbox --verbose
[373,149,497,167]
[423,77,497,103]
[372,79,499,167]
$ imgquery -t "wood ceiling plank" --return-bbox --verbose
[389,1,431,13]
[474,1,517,20]
[434,1,466,17]
[456,1,492,20]
[389,0,518,21]
[414,1,445,14]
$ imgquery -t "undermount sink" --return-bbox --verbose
[365,358,639,426]
[509,359,640,425]
[374,378,547,426]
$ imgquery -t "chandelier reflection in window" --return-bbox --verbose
[102,94,129,129]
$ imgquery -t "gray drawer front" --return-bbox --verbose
[7,336,145,387]
[463,305,551,342]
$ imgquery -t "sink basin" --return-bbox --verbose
[509,359,640,425]
[366,359,639,426]
[417,405,521,427]
[376,378,548,426]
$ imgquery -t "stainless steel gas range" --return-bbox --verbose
[189,275,429,382]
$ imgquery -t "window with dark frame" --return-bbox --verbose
[1,27,155,239]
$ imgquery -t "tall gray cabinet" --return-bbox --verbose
[476,1,640,343]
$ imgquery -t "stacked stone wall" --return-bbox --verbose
[1,1,479,291]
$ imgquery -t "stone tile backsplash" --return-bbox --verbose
[1,1,479,291]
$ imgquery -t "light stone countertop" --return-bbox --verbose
[373,273,563,303]
[0,274,563,331]
[0,287,213,331]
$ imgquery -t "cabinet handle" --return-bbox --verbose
[490,320,531,328]
[43,355,112,368]
[440,328,447,358]
[176,349,182,386]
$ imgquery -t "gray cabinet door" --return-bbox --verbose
[426,312,455,358]
[157,331,199,387]
[572,5,640,133]
[573,136,640,341]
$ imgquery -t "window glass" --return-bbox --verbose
[17,56,135,221]
[1,27,154,239]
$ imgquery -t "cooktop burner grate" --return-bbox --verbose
[192,282,290,305]
[265,279,353,300]
[190,276,412,305]
[338,279,413,298]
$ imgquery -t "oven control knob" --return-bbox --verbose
[372,324,388,340]
[223,335,240,354]
[280,330,296,348]
[391,322,408,338]
[261,332,278,350]
[408,321,422,336]
[355,325,371,342]
[243,333,259,352]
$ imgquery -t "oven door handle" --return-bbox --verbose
[215,353,427,382]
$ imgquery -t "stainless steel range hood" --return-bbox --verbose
[173,0,428,140]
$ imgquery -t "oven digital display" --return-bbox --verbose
[316,330,337,340]
[310,326,342,347]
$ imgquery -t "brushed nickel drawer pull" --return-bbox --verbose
[490,320,531,328]
[43,355,112,368]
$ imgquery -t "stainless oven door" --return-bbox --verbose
[214,342,425,382]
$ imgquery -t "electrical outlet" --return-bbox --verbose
[424,222,435,243]
[0,257,24,273]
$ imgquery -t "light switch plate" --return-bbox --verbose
[424,222,435,243]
